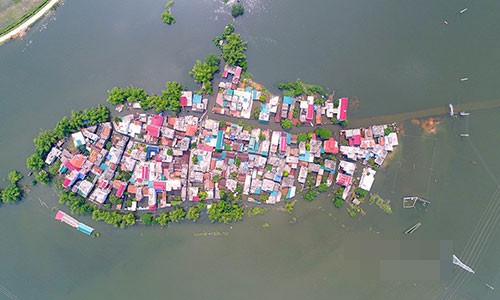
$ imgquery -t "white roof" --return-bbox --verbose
[72,131,86,147]
[359,167,376,191]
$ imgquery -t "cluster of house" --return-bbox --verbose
[44,107,398,210]
[212,65,349,126]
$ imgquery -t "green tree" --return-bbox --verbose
[281,119,293,130]
[26,154,44,170]
[1,185,21,203]
[315,127,332,140]
[106,86,148,105]
[156,213,169,226]
[161,1,176,25]
[297,133,308,143]
[35,170,50,184]
[317,183,329,193]
[231,4,244,18]
[303,189,318,202]
[187,204,206,221]
[190,53,221,94]
[8,170,23,184]
[192,155,199,164]
[141,214,154,225]
[108,195,123,205]
[157,81,182,114]
[169,207,186,223]
[221,33,248,70]
[285,201,295,214]
[122,213,136,226]
[207,200,244,223]
[198,191,208,201]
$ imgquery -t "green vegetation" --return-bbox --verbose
[0,0,51,37]
[281,119,293,130]
[106,86,148,105]
[158,81,183,114]
[262,222,270,229]
[207,201,244,223]
[355,187,368,199]
[303,188,319,202]
[187,204,205,221]
[189,53,221,94]
[167,148,173,156]
[108,195,123,205]
[340,120,348,127]
[161,1,176,25]
[215,25,248,70]
[374,195,392,214]
[235,157,241,167]
[115,169,132,182]
[1,170,23,204]
[297,133,308,143]
[285,201,295,214]
[35,170,50,184]
[155,213,169,226]
[278,79,326,97]
[92,209,136,228]
[247,207,265,217]
[348,209,356,217]
[26,153,44,171]
[31,105,110,159]
[231,4,244,18]
[314,127,332,140]
[192,155,199,164]
[169,207,186,222]
[198,191,208,201]
[317,183,329,193]
[332,187,344,208]
[141,214,154,225]
[59,191,94,215]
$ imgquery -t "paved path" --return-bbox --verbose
[0,0,62,45]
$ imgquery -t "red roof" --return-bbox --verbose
[348,135,361,146]
[62,178,71,188]
[99,180,108,189]
[142,166,149,181]
[151,114,164,126]
[280,136,287,153]
[186,125,197,137]
[146,125,160,137]
[63,160,77,171]
[235,66,242,78]
[180,96,187,107]
[116,183,126,198]
[69,154,85,169]
[336,173,352,187]
[192,195,199,202]
[306,104,314,121]
[324,138,339,154]
[153,181,166,191]
[338,97,348,121]
[149,205,157,211]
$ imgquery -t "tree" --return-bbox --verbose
[168,207,186,223]
[332,187,344,208]
[235,157,241,167]
[231,4,244,18]
[221,33,248,70]
[303,189,318,202]
[207,200,244,223]
[315,127,332,140]
[35,170,50,184]
[297,133,308,143]
[317,183,329,193]
[108,195,123,205]
[8,170,23,184]
[198,191,208,201]
[161,1,176,25]
[340,120,348,127]
[122,213,136,226]
[1,185,21,203]
[355,187,368,198]
[187,204,205,221]
[106,86,148,105]
[156,213,169,226]
[190,53,221,94]
[26,154,44,170]
[281,119,293,130]
[192,155,199,164]
[285,201,295,214]
[141,214,154,225]
[157,81,182,114]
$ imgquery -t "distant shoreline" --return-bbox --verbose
[0,0,62,45]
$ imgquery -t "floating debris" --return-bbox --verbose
[405,222,421,234]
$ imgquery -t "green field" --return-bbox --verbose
[0,0,45,33]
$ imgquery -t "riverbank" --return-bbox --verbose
[0,0,61,45]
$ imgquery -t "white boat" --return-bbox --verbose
[449,104,454,116]
[459,111,470,116]
[452,255,475,273]
[459,8,468,14]
[461,77,469,82]
[460,133,469,137]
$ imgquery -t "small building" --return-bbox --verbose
[337,97,348,121]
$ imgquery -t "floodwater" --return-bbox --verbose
[1,0,500,299]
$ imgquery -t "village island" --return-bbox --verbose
[6,24,398,231]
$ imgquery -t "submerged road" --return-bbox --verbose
[0,0,62,45]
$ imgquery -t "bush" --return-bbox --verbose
[231,4,244,18]
[281,119,293,130]
[141,214,154,225]
[303,189,319,202]
[317,183,329,193]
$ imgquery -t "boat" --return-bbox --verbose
[460,133,469,137]
[449,104,454,116]
[459,111,470,116]
[443,20,449,25]
[459,8,468,14]
[461,77,469,82]
[485,283,495,290]
[405,222,421,234]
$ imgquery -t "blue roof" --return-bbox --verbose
[261,103,269,113]
[216,130,224,150]
[286,133,291,144]
[252,90,259,99]
[299,152,311,162]
[227,89,234,95]
[271,191,278,196]
[274,174,282,182]
[77,223,94,235]
[193,94,202,104]
[245,87,252,93]
[100,163,108,170]
[283,96,293,105]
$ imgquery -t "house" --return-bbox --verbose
[324,138,339,154]
[336,173,352,187]
[359,167,376,191]
[337,97,348,121]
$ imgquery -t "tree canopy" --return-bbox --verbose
[281,119,293,130]
[106,86,148,105]
[278,79,327,97]
[231,4,244,18]
[221,32,248,70]
[187,204,205,221]
[35,170,50,184]
[169,207,186,223]
[26,154,44,171]
[315,127,332,140]
[161,1,176,25]
[158,81,183,114]
[207,200,244,223]
[189,53,221,94]
[8,170,23,184]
